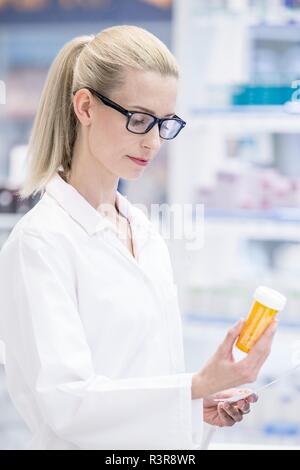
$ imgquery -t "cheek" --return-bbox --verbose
[89,119,138,164]
[88,120,114,161]
[90,117,111,147]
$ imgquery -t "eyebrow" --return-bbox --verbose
[129,105,175,117]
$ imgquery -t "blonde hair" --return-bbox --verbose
[19,25,179,200]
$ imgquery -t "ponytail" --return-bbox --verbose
[19,35,93,199]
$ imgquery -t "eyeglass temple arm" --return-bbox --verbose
[84,87,130,118]
[72,88,130,117]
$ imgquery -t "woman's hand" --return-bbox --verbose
[192,318,278,399]
[203,389,258,427]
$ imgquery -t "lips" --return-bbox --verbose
[128,156,148,162]
[127,156,150,166]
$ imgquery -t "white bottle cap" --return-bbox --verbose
[254,286,286,311]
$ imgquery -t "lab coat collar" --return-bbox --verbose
[45,171,153,239]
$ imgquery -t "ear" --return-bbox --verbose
[73,88,94,126]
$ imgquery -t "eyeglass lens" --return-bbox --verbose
[128,113,182,139]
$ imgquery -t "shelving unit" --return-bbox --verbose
[189,110,300,133]
[171,0,300,447]
[171,0,300,299]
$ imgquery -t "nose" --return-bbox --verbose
[140,122,162,153]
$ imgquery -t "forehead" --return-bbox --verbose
[111,69,178,114]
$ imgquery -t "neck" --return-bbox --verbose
[63,138,121,218]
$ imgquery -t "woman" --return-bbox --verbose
[0,25,276,450]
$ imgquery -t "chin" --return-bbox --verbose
[123,174,144,181]
[120,170,146,180]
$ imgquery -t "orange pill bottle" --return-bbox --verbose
[236,286,286,353]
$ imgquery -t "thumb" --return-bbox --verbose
[248,318,278,361]
[218,319,246,357]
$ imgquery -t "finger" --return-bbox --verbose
[240,320,278,370]
[249,319,278,361]
[218,320,246,357]
[218,405,236,427]
[246,393,258,404]
[220,402,243,422]
[235,400,250,413]
[234,389,258,409]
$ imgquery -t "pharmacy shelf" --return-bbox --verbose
[203,208,300,223]
[203,219,300,241]
[189,110,300,134]
[184,313,300,330]
[251,23,300,42]
[193,12,300,28]
[186,211,300,241]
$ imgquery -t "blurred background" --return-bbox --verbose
[1,0,300,450]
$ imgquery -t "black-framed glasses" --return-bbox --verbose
[73,87,186,140]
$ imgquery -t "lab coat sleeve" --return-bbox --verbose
[0,229,206,450]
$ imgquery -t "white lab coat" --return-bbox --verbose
[0,172,214,450]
